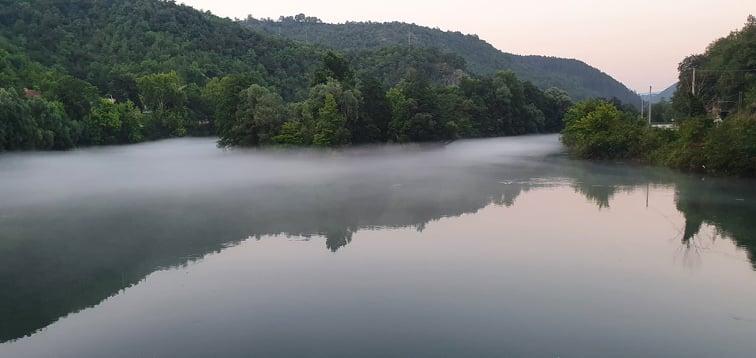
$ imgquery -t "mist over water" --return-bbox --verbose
[1,135,756,357]
[0,135,563,208]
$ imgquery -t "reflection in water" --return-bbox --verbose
[565,161,756,267]
[675,179,756,265]
[0,135,755,351]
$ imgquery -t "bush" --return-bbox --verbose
[663,117,713,172]
[703,115,756,176]
[561,100,756,177]
[561,100,645,159]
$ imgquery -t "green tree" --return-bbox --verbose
[41,75,98,121]
[313,93,350,146]
[312,51,355,87]
[435,86,475,139]
[561,100,645,159]
[386,73,445,142]
[542,87,573,132]
[202,75,255,134]
[82,98,145,145]
[272,120,307,145]
[218,84,285,146]
[118,101,146,144]
[702,114,756,176]
[83,98,123,145]
[137,71,188,137]
[28,98,78,150]
[352,76,390,143]
[0,88,78,151]
[0,88,35,150]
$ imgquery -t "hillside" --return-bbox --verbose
[0,0,325,101]
[672,15,756,116]
[0,0,573,151]
[243,16,641,105]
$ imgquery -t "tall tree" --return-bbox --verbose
[313,93,350,146]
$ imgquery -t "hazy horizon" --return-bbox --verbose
[181,0,753,94]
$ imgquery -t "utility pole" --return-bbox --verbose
[648,86,652,124]
[640,94,644,119]
[640,95,646,119]
[691,68,696,95]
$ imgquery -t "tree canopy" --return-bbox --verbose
[243,15,641,105]
[0,0,573,151]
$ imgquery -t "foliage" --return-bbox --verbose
[272,120,307,146]
[348,46,467,89]
[136,71,188,137]
[562,100,756,176]
[351,75,391,143]
[242,15,641,105]
[650,99,675,123]
[663,115,756,175]
[313,51,355,87]
[313,93,350,146]
[82,98,145,145]
[0,88,77,151]
[0,0,572,151]
[702,115,756,176]
[561,100,645,159]
[562,16,756,177]
[672,17,756,117]
[202,75,255,133]
[217,84,285,146]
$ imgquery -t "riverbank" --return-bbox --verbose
[561,99,756,177]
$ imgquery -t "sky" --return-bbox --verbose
[180,0,754,93]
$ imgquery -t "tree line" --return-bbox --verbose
[214,51,572,146]
[0,0,572,151]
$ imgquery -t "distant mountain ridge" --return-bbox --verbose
[641,83,677,104]
[243,16,641,106]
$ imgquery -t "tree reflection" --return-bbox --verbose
[674,178,756,268]
[325,229,354,252]
[0,155,754,343]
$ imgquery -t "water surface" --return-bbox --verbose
[1,135,755,357]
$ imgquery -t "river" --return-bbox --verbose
[1,135,755,357]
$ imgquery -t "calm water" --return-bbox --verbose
[1,135,755,357]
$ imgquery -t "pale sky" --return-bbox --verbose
[181,0,754,93]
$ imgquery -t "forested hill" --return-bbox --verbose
[243,16,641,105]
[0,0,324,100]
[0,0,572,151]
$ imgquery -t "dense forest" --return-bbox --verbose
[243,15,641,105]
[562,16,756,176]
[0,0,324,149]
[216,52,572,147]
[0,0,575,150]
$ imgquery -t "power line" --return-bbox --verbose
[694,68,756,73]
[689,67,755,96]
